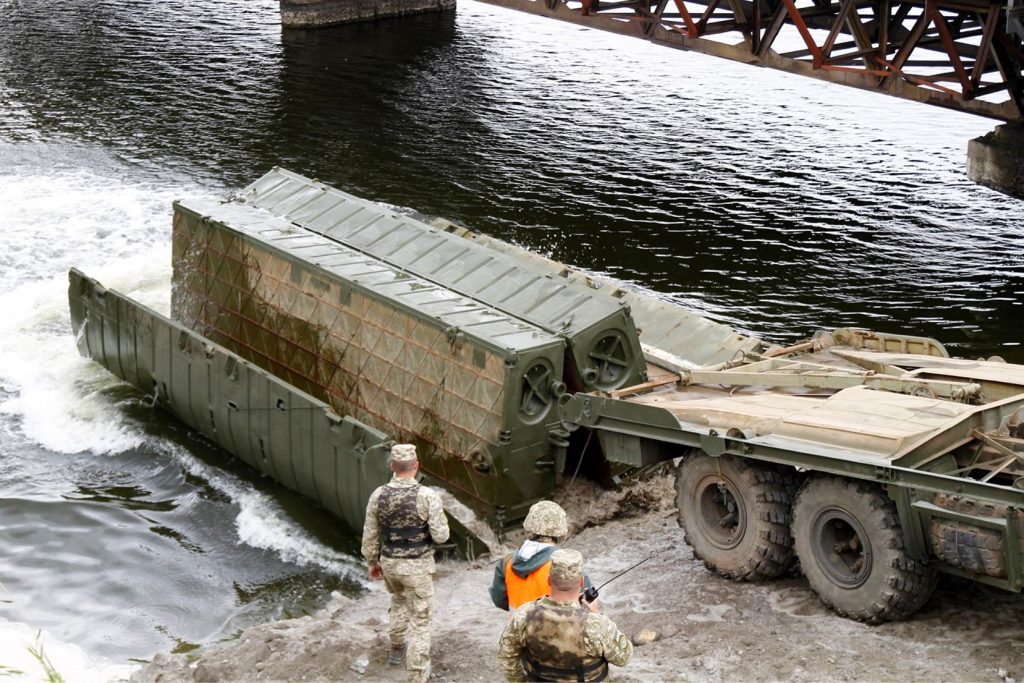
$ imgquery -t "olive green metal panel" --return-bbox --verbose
[428,218,764,368]
[68,268,393,531]
[892,393,1024,469]
[170,201,567,524]
[829,328,950,358]
[558,391,1024,505]
[234,168,646,392]
[831,350,1024,403]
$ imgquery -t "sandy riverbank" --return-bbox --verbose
[135,473,1024,682]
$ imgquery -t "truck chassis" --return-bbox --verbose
[559,331,1024,621]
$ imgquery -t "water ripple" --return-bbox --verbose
[0,0,1021,666]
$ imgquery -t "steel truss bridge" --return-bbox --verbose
[478,0,1024,121]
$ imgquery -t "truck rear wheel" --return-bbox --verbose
[792,476,937,623]
[675,454,796,580]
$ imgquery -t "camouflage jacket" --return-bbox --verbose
[489,543,594,611]
[498,596,634,682]
[361,477,449,575]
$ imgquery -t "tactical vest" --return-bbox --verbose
[378,484,431,559]
[521,601,609,682]
[505,555,552,611]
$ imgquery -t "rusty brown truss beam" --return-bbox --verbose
[474,0,1023,121]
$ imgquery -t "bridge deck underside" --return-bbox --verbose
[478,0,1024,120]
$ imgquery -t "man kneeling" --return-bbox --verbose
[497,549,633,682]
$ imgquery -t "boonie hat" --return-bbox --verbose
[390,444,418,463]
[549,548,584,586]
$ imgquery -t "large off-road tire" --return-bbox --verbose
[792,476,938,623]
[675,454,796,581]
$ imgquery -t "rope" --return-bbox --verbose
[557,429,594,506]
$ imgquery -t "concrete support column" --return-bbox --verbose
[967,122,1024,199]
[281,0,454,27]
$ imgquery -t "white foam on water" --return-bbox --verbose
[235,491,365,576]
[0,151,357,572]
[0,158,357,571]
[0,155,193,456]
[0,147,363,666]
[0,274,148,456]
[0,619,136,682]
[0,158,175,292]
[162,441,363,578]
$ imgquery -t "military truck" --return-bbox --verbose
[69,169,1024,622]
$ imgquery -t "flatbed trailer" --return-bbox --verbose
[558,331,1024,621]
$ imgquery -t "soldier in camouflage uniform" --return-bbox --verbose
[498,548,633,682]
[362,444,450,683]
[490,500,594,613]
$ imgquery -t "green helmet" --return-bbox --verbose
[522,500,568,539]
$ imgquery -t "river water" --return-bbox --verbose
[0,0,1021,674]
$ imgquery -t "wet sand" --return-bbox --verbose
[135,474,1024,682]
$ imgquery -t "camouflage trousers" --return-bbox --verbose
[383,566,435,683]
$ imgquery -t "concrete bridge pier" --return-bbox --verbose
[968,123,1024,199]
[281,0,453,27]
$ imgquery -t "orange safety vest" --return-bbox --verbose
[505,556,552,610]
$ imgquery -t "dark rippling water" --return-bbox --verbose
[0,0,1021,672]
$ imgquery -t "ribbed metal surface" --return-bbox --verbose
[171,198,567,521]
[235,168,646,392]
[68,268,392,531]
[442,224,764,367]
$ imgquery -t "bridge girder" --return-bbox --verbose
[477,0,1024,121]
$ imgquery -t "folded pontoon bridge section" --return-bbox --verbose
[68,268,392,531]
[234,168,647,392]
[171,198,569,524]
[430,219,765,369]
